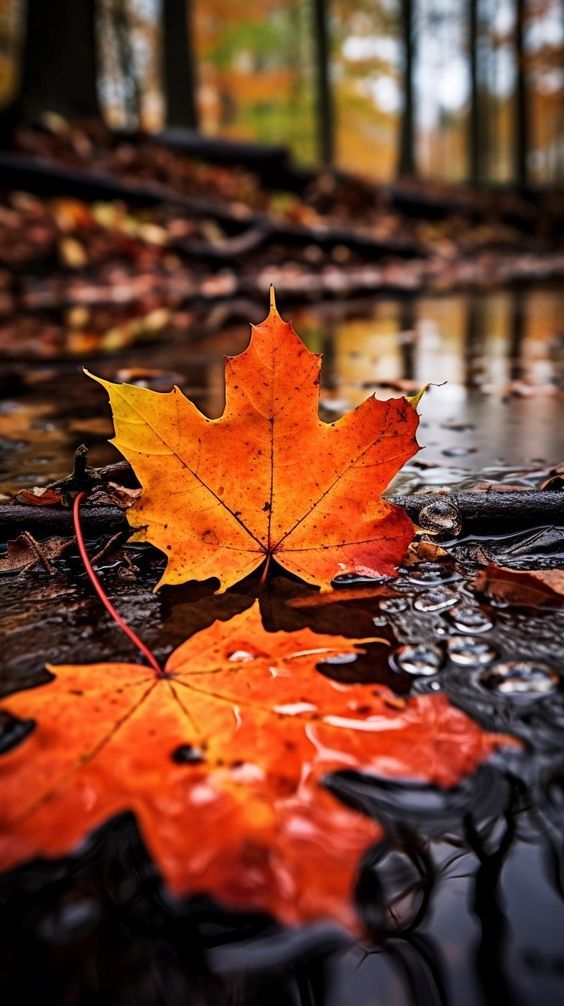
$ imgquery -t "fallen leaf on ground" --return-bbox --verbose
[403,539,449,564]
[89,295,420,591]
[15,487,67,508]
[474,563,564,607]
[89,482,142,509]
[0,533,73,575]
[540,462,564,491]
[0,603,516,931]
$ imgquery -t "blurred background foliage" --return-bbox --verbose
[0,0,562,185]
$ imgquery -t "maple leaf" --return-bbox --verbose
[88,294,420,591]
[0,604,515,931]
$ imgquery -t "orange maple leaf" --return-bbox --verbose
[88,293,420,591]
[0,604,515,931]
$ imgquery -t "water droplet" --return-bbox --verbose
[447,636,497,666]
[479,660,559,695]
[407,562,455,586]
[190,783,219,806]
[171,743,205,764]
[322,652,358,665]
[418,499,462,536]
[413,678,443,693]
[392,644,443,676]
[449,606,494,634]
[275,702,318,715]
[379,597,408,613]
[414,588,458,613]
[228,650,256,662]
[332,571,392,587]
[0,711,35,755]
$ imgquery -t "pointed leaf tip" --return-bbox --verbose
[267,284,286,323]
[407,384,428,410]
[84,368,104,386]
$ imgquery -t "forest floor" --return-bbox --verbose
[1,118,563,360]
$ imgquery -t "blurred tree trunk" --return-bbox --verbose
[162,0,198,129]
[557,0,564,181]
[468,0,480,184]
[397,0,416,176]
[113,1,141,130]
[18,0,100,121]
[514,0,529,186]
[312,0,334,165]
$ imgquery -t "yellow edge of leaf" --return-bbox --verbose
[84,367,104,386]
[406,384,428,410]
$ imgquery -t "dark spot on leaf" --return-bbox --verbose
[172,744,205,765]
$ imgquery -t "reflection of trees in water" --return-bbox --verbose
[465,799,521,1006]
[398,299,416,381]
[463,293,485,389]
[327,766,555,1006]
[509,290,526,384]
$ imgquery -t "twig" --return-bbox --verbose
[2,490,562,539]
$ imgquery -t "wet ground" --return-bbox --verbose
[1,285,564,1006]
[1,285,563,495]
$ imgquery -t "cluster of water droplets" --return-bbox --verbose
[374,558,560,698]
